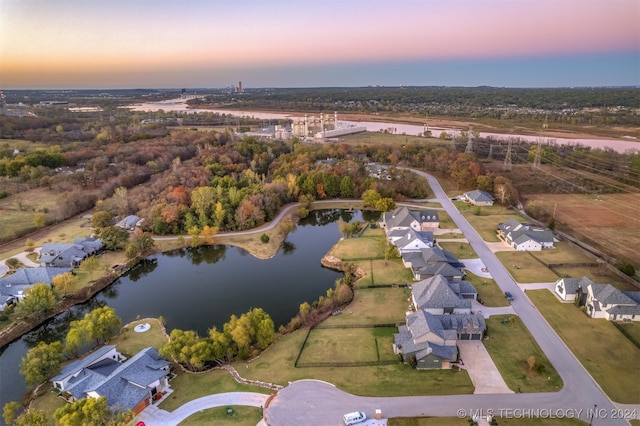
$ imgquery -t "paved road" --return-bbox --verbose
[136,392,269,425]
[265,170,637,425]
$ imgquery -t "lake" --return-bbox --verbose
[0,209,365,422]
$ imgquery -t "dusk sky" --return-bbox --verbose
[1,0,638,89]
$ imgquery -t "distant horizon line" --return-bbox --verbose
[3,85,639,91]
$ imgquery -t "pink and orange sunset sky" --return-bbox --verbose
[1,0,638,89]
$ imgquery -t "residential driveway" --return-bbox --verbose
[14,249,40,267]
[484,241,513,253]
[0,260,7,278]
[457,340,513,394]
[136,392,269,425]
[461,258,492,278]
[471,300,515,318]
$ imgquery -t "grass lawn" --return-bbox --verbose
[109,318,168,356]
[530,242,597,265]
[321,287,409,326]
[464,272,509,307]
[527,290,640,404]
[434,210,456,229]
[438,242,478,259]
[179,406,263,426]
[459,208,520,242]
[297,327,396,365]
[329,235,385,261]
[483,315,562,393]
[353,258,415,288]
[617,322,640,348]
[495,252,559,283]
[435,232,465,239]
[241,329,474,397]
[29,386,66,423]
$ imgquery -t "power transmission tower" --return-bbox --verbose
[503,139,513,171]
[464,130,474,153]
[532,142,542,170]
[487,144,493,160]
[450,134,457,150]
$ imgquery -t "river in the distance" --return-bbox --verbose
[129,98,639,153]
[0,209,369,422]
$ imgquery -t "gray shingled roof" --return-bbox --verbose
[499,218,554,246]
[412,275,469,310]
[91,347,170,410]
[52,345,118,382]
[591,284,637,305]
[384,207,439,230]
[0,267,72,287]
[407,310,458,341]
[622,291,640,304]
[464,189,494,202]
[557,277,594,295]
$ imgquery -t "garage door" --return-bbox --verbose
[459,333,470,340]
[471,334,481,340]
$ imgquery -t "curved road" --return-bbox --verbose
[265,170,637,425]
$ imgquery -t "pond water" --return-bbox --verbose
[0,209,369,422]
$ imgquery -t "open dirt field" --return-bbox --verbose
[525,193,640,267]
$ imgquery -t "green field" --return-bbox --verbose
[353,258,415,287]
[483,315,562,393]
[322,287,409,326]
[438,241,478,259]
[464,272,509,307]
[297,327,396,365]
[527,289,640,404]
[179,406,263,426]
[530,241,597,264]
[495,252,560,283]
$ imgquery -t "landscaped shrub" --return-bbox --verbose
[615,261,636,277]
[260,233,270,243]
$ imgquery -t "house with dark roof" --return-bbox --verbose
[116,215,143,231]
[383,207,440,232]
[410,274,477,314]
[401,247,465,281]
[52,346,171,415]
[39,238,104,268]
[555,276,595,302]
[393,310,485,369]
[463,190,494,206]
[0,267,72,311]
[497,218,555,251]
[387,228,434,255]
[579,283,640,322]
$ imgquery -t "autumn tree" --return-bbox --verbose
[161,329,212,372]
[98,226,129,250]
[33,213,46,228]
[339,176,355,198]
[3,401,21,426]
[200,225,218,245]
[15,283,57,319]
[52,272,76,293]
[374,197,396,212]
[362,188,381,207]
[54,395,133,426]
[79,256,100,280]
[14,409,47,426]
[20,341,64,385]
[91,211,113,229]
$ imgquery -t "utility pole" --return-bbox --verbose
[503,139,513,171]
[465,128,474,153]
[532,142,542,170]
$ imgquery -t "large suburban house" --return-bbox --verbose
[386,228,434,255]
[463,190,494,206]
[393,310,485,369]
[554,276,640,322]
[497,218,555,251]
[383,207,440,232]
[581,284,640,322]
[51,346,171,415]
[39,238,104,268]
[401,247,465,281]
[554,277,596,302]
[411,274,477,314]
[0,266,72,311]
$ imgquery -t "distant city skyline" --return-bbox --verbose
[1,0,638,89]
